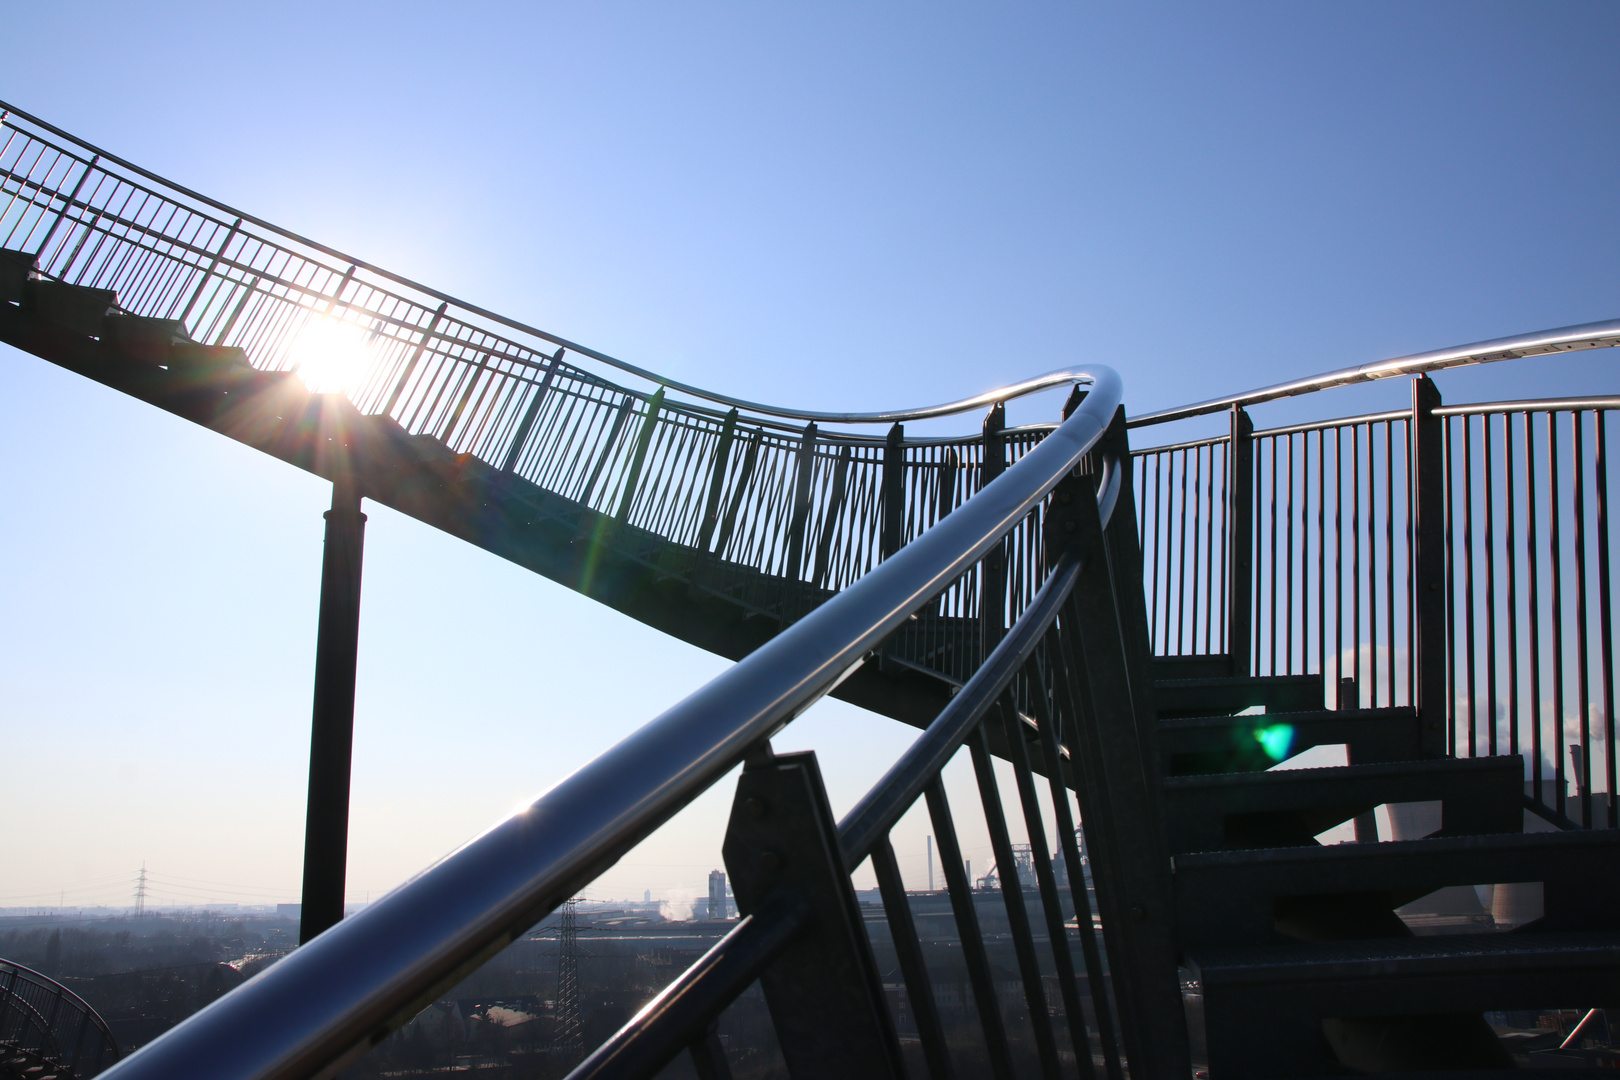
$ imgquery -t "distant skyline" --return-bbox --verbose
[3,3,1618,909]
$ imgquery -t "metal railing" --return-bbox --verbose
[1437,398,1619,828]
[0,101,1079,675]
[0,958,120,1078]
[98,372,1152,1080]
[1131,374,1620,827]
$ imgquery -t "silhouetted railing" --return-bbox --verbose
[1437,398,1619,829]
[0,958,120,1078]
[0,103,1079,664]
[1131,386,1620,827]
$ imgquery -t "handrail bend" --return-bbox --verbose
[99,367,1123,1080]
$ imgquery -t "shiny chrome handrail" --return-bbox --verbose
[100,368,1123,1080]
[0,97,1083,425]
[1128,317,1620,429]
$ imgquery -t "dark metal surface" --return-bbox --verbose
[722,750,903,1080]
[83,336,1121,1078]
[300,476,366,944]
[0,958,120,1079]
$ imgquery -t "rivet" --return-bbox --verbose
[1130,905,1146,922]
[1059,491,1072,504]
[1064,520,1078,534]
[760,851,782,872]
[744,797,767,819]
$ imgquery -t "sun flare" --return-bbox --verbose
[292,317,371,395]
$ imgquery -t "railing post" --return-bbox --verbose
[1412,374,1447,756]
[499,347,565,474]
[696,409,740,552]
[1228,404,1254,677]
[980,403,1007,656]
[1045,462,1190,1080]
[722,749,904,1080]
[880,422,906,561]
[300,474,367,944]
[784,423,819,579]
[616,387,667,521]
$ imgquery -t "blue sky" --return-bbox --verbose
[3,2,1618,910]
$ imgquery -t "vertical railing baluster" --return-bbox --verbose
[1176,448,1190,654]
[998,701,1098,1080]
[925,777,1017,1080]
[1526,412,1543,808]
[1506,416,1521,768]
[713,431,761,560]
[1595,411,1617,828]
[1573,411,1591,827]
[981,403,1008,659]
[579,395,636,511]
[1548,411,1566,818]
[783,424,820,582]
[1463,415,1477,756]
[1371,424,1385,708]
[1353,424,1363,704]
[812,445,853,589]
[175,216,241,328]
[881,423,906,561]
[696,409,740,552]
[1208,443,1220,655]
[31,152,98,262]
[1388,420,1399,708]
[871,838,954,1080]
[1030,656,1124,1080]
[382,302,448,418]
[967,726,1063,1080]
[500,347,565,474]
[1285,435,1296,674]
[1317,429,1327,692]
[1336,426,1346,705]
[1485,415,1499,757]
[1151,452,1164,651]
[1267,436,1278,676]
[615,388,667,523]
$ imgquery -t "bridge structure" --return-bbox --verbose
[2,100,1618,1078]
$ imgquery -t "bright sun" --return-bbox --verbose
[292,317,372,395]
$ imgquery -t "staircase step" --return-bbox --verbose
[1164,756,1525,853]
[21,278,117,337]
[1189,931,1620,1078]
[1155,672,1324,718]
[1160,706,1421,775]
[1151,654,1232,680]
[101,311,194,363]
[0,247,37,302]
[1173,829,1620,948]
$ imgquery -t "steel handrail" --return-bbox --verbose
[1127,318,1620,429]
[0,98,1086,426]
[100,367,1123,1080]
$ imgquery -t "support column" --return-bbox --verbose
[300,475,367,944]
[1412,374,1447,757]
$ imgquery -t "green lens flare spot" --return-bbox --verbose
[1254,723,1295,762]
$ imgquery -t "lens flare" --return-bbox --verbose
[1254,723,1295,762]
[292,317,370,395]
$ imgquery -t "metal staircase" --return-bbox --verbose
[4,100,1620,1078]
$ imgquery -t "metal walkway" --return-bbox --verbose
[5,101,1620,1080]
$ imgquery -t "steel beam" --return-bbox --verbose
[300,475,366,944]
